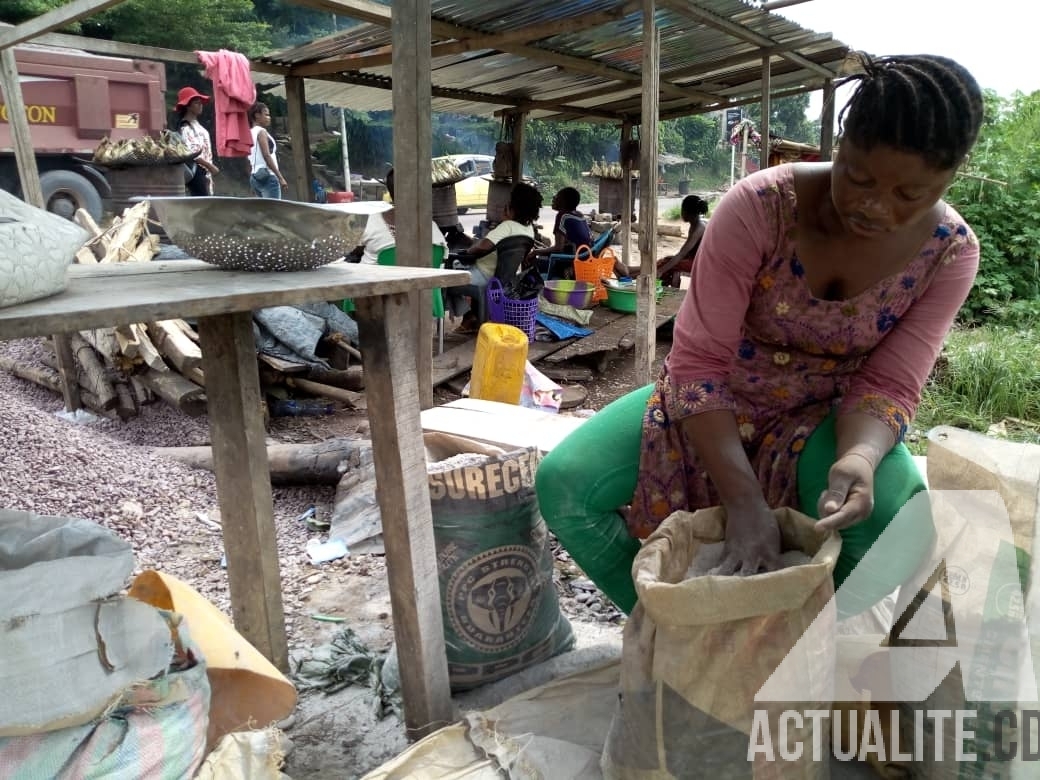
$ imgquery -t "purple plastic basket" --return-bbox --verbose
[486,277,538,343]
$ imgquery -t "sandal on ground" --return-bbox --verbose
[453,315,480,335]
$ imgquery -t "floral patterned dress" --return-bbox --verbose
[628,164,979,539]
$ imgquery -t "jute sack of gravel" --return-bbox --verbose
[424,432,575,692]
[601,506,841,780]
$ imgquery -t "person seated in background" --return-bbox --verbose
[528,187,592,274]
[656,194,709,287]
[446,182,543,334]
[441,223,475,252]
[347,168,447,264]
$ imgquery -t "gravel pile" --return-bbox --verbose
[0,337,623,647]
[0,338,340,644]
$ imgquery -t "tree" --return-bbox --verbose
[82,0,271,55]
[743,93,816,144]
[1,1,73,28]
[2,0,271,54]
[251,0,341,48]
[946,89,1040,323]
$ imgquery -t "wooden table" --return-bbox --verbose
[0,259,468,737]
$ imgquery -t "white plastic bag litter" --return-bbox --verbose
[520,362,562,413]
[463,362,562,413]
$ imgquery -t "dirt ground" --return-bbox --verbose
[0,222,689,779]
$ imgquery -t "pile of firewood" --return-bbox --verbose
[0,202,366,422]
[74,200,159,265]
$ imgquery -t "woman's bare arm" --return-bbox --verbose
[257,129,287,185]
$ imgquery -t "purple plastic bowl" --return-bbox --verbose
[541,279,596,309]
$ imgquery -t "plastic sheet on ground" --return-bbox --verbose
[361,661,620,780]
[195,728,293,780]
[535,314,593,340]
[536,298,594,326]
[253,302,359,368]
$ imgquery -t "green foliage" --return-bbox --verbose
[517,120,617,198]
[311,110,394,177]
[915,326,1040,444]
[81,0,271,55]
[946,89,1040,324]
[0,1,70,27]
[743,93,817,144]
[251,0,340,48]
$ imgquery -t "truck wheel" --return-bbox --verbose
[39,170,103,223]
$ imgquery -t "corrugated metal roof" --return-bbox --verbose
[257,0,850,121]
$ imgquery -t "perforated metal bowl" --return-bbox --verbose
[148,197,367,272]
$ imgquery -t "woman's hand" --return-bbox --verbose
[277,173,288,188]
[816,452,875,532]
[712,500,782,576]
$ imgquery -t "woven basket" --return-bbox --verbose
[486,278,538,343]
[573,245,616,303]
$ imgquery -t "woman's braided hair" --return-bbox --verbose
[837,53,984,171]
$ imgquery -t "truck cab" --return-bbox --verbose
[0,41,166,221]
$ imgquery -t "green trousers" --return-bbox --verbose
[535,384,933,617]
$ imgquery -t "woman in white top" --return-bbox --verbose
[174,86,218,196]
[349,169,448,264]
[248,102,287,199]
[445,182,542,334]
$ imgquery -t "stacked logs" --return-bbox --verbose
[0,320,207,420]
[0,202,367,421]
[0,202,207,420]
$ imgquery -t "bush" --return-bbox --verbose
[946,90,1040,324]
[916,326,1040,442]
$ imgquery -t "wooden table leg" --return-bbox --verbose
[197,311,288,672]
[356,293,453,739]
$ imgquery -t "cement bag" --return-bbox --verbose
[0,613,211,779]
[363,660,622,780]
[926,425,1040,568]
[195,727,293,780]
[128,570,297,754]
[602,507,841,779]
[0,510,173,736]
[887,490,1036,780]
[425,432,575,690]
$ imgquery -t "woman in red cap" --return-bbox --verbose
[174,86,219,196]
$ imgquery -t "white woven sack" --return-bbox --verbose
[0,510,172,736]
[0,189,85,308]
[0,509,134,619]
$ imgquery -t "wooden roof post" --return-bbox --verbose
[284,76,314,202]
[0,49,45,210]
[760,56,771,167]
[820,78,835,160]
[392,0,435,410]
[504,110,528,184]
[0,46,81,413]
[620,120,633,273]
[383,0,452,741]
[636,0,659,388]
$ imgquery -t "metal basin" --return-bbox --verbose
[148,196,367,272]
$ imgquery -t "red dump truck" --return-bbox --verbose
[0,43,166,221]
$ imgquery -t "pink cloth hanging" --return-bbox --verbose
[195,49,256,157]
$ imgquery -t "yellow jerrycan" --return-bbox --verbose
[469,322,529,405]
